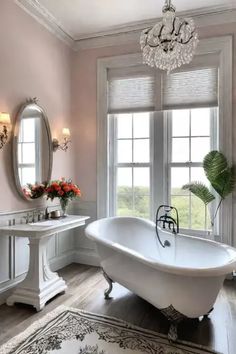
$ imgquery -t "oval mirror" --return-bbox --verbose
[13,99,52,201]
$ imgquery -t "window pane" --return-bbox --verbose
[134,168,150,188]
[133,113,150,138]
[191,108,210,136]
[134,139,150,163]
[191,137,210,162]
[171,196,189,229]
[191,167,209,186]
[21,167,36,186]
[171,167,189,195]
[172,138,189,162]
[191,196,211,230]
[18,144,22,164]
[117,140,132,163]
[172,110,189,137]
[134,195,150,218]
[117,168,132,187]
[22,143,35,164]
[117,114,132,138]
[117,193,133,216]
[22,118,35,142]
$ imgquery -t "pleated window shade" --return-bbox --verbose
[108,62,218,114]
[108,75,156,114]
[163,68,218,110]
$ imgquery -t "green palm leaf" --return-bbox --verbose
[203,151,235,199]
[182,182,215,205]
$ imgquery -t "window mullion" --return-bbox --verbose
[189,110,192,229]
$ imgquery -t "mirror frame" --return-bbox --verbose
[13,98,53,201]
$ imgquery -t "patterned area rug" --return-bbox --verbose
[0,306,219,354]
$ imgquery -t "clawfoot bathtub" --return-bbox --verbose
[85,217,236,340]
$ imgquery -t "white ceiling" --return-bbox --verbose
[38,0,235,40]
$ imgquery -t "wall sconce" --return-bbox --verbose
[0,113,11,150]
[52,128,71,152]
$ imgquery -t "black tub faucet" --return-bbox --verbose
[155,205,179,248]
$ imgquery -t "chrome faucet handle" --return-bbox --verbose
[38,211,44,221]
[23,213,31,224]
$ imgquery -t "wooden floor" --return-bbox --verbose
[0,263,235,354]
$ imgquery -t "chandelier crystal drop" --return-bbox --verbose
[140,0,199,74]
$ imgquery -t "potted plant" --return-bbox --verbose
[182,150,235,232]
[46,178,81,216]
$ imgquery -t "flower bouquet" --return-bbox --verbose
[23,182,47,199]
[46,178,81,216]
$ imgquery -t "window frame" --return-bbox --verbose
[97,36,233,245]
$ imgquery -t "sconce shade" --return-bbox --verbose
[52,127,71,152]
[62,128,70,137]
[0,112,11,150]
[0,113,11,125]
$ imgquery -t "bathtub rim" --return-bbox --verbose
[85,216,236,277]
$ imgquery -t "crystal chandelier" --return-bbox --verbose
[140,0,199,74]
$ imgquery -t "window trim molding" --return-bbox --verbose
[97,36,233,244]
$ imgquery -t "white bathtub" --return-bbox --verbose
[85,217,236,338]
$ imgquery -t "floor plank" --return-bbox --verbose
[0,263,235,354]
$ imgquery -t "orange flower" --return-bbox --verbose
[63,186,70,193]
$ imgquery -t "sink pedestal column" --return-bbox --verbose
[7,235,67,311]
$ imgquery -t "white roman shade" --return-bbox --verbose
[108,72,156,114]
[107,55,219,114]
[163,67,218,110]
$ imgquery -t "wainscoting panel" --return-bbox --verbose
[73,200,100,266]
[14,237,29,278]
[47,234,57,259]
[58,230,74,254]
[0,236,11,285]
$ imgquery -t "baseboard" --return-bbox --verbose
[74,248,100,266]
[0,274,26,306]
[49,251,75,272]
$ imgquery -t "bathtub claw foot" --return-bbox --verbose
[203,307,214,319]
[168,323,178,342]
[102,270,113,299]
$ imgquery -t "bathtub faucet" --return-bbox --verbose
[155,205,179,248]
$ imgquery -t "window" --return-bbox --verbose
[18,118,39,186]
[109,113,152,218]
[168,108,218,231]
[109,108,218,233]
[107,63,220,234]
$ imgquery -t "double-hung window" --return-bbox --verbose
[18,117,38,186]
[168,107,218,232]
[109,112,152,219]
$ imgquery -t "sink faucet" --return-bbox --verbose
[45,207,50,220]
[155,205,179,248]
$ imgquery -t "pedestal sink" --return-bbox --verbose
[0,215,89,311]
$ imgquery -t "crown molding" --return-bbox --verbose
[15,0,236,51]
[15,0,74,47]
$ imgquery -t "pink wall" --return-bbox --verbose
[0,0,75,211]
[71,23,236,203]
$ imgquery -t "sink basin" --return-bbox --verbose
[29,219,64,227]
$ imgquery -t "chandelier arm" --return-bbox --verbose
[176,34,194,45]
[170,17,177,35]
